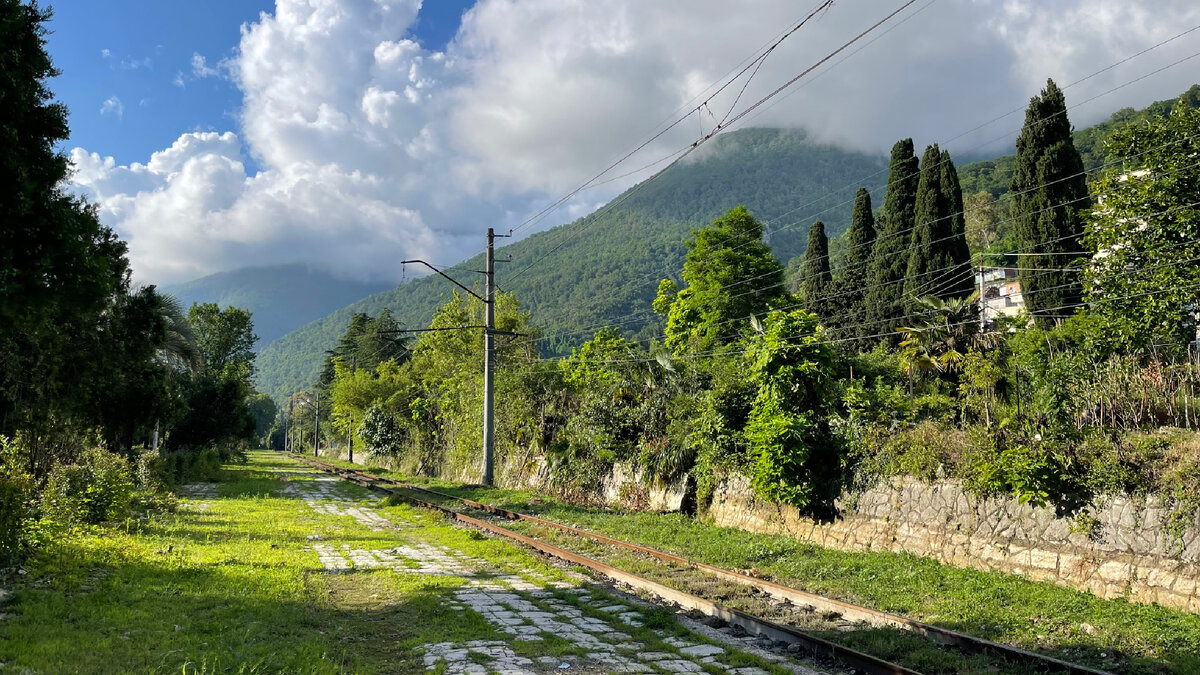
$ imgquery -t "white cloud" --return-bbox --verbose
[99,95,123,118]
[69,0,1200,286]
[119,55,153,70]
[100,48,111,58]
[191,53,227,79]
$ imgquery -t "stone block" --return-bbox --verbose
[1029,549,1058,571]
[1097,560,1131,585]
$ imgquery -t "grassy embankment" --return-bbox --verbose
[319,455,1200,675]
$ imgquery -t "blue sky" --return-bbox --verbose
[46,0,475,165]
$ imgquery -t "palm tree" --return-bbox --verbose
[896,293,982,395]
[148,291,198,451]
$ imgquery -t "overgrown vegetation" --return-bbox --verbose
[307,83,1200,549]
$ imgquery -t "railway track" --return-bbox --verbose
[288,453,1113,675]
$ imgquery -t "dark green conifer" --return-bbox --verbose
[905,146,973,301]
[1010,78,1090,324]
[799,221,831,316]
[865,140,920,341]
[830,188,875,338]
[906,144,946,297]
[939,150,974,299]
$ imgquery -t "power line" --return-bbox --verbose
[511,157,1200,352]
[502,0,924,287]
[508,0,837,237]
[521,276,1200,367]
[515,200,1200,362]
[514,64,1200,350]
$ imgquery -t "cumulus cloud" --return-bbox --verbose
[69,0,1200,285]
[99,95,123,118]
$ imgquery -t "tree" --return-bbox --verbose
[798,221,832,316]
[743,309,840,516]
[1083,100,1200,351]
[317,309,409,393]
[88,287,185,453]
[964,191,1004,252]
[896,294,982,385]
[655,206,788,354]
[829,188,876,339]
[1011,79,1091,325]
[940,150,974,298]
[865,140,921,342]
[246,393,278,447]
[167,303,260,456]
[187,303,257,382]
[906,146,972,300]
[0,1,137,473]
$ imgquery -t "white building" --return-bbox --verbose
[979,266,1024,328]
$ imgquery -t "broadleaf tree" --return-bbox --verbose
[655,206,788,355]
[1083,100,1200,352]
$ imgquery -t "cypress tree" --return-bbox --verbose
[939,150,973,299]
[906,146,973,301]
[1011,78,1090,324]
[906,144,946,297]
[865,139,920,341]
[799,221,831,317]
[831,188,875,337]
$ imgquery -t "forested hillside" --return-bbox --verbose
[160,263,390,349]
[256,128,889,401]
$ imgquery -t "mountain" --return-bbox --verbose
[160,263,392,349]
[255,128,890,401]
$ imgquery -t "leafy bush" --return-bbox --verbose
[744,310,841,515]
[960,441,1068,510]
[134,449,168,491]
[40,448,134,525]
[161,446,224,485]
[0,474,32,566]
[358,403,407,459]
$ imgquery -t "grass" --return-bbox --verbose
[324,455,1200,675]
[0,451,793,675]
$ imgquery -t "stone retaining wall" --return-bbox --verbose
[709,475,1200,614]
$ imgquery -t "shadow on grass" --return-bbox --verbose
[0,554,494,675]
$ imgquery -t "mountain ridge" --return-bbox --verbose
[160,263,392,349]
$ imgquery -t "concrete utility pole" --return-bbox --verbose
[314,391,320,457]
[483,227,496,486]
[399,228,511,486]
[348,357,357,464]
[287,394,294,452]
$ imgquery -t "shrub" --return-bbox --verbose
[162,446,225,484]
[40,448,134,525]
[134,449,169,491]
[0,436,33,565]
[0,474,32,566]
[882,421,966,482]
